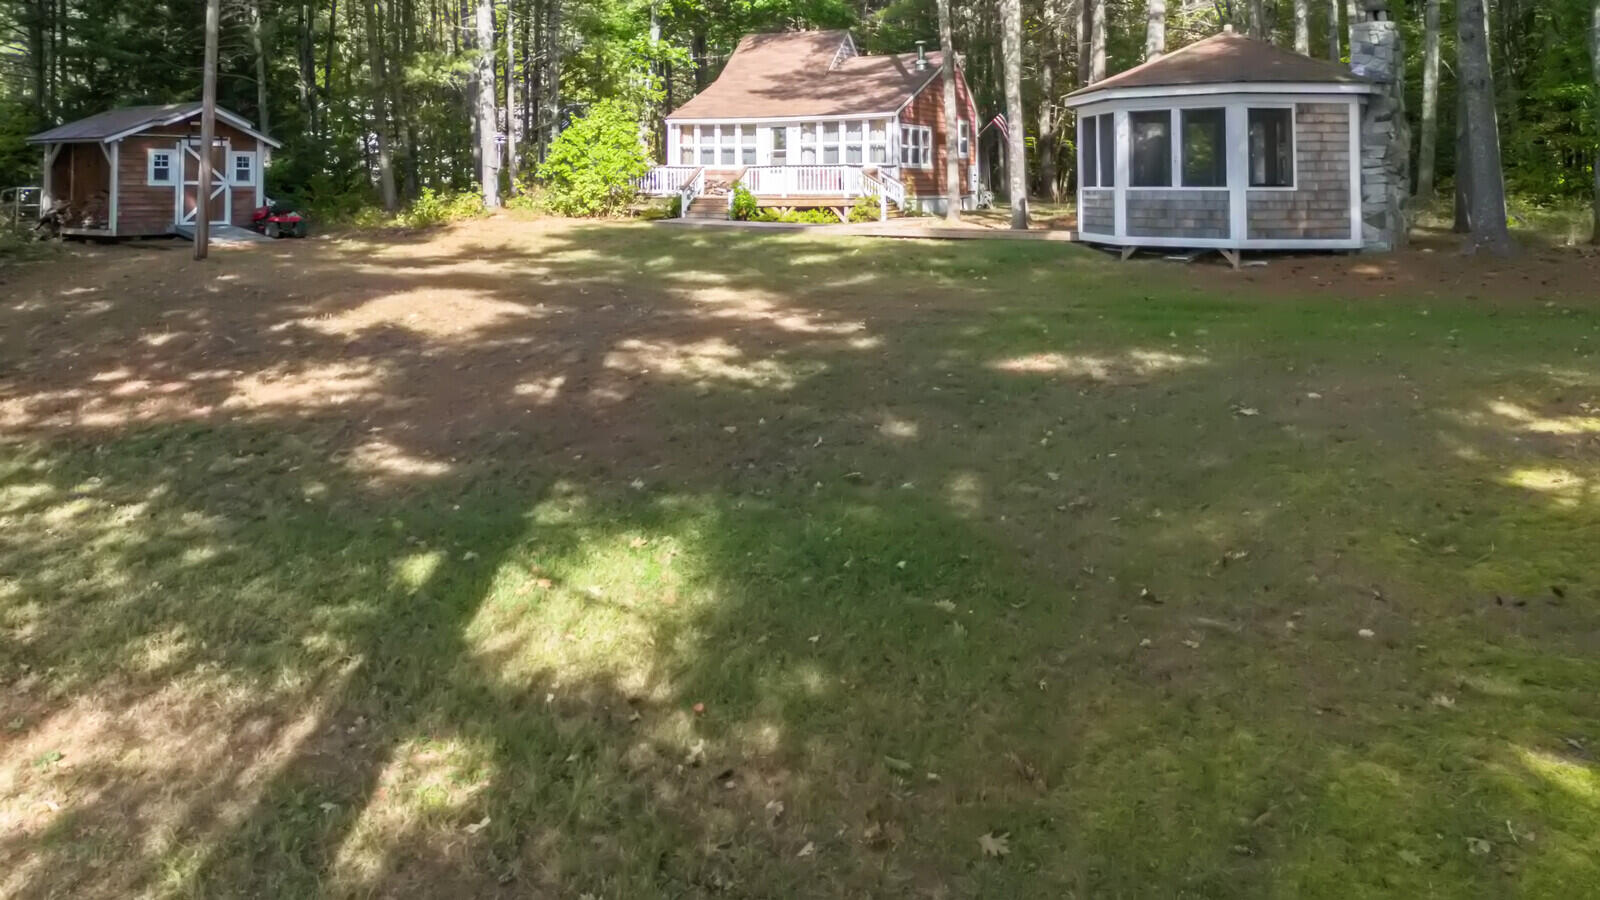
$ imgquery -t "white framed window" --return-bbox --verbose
[822,122,841,164]
[148,149,175,186]
[1249,107,1295,188]
[799,123,818,164]
[740,125,757,165]
[1079,113,1115,189]
[868,120,888,163]
[898,125,932,168]
[1129,110,1172,187]
[677,125,695,164]
[958,121,970,159]
[231,151,257,186]
[1180,108,1227,187]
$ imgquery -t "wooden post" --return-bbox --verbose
[196,0,219,259]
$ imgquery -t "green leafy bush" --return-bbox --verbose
[398,187,486,227]
[667,195,682,218]
[848,197,881,223]
[505,182,549,214]
[535,99,648,217]
[730,185,758,221]
[752,207,839,224]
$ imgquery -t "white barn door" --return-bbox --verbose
[178,140,230,226]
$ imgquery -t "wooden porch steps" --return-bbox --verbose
[685,197,728,219]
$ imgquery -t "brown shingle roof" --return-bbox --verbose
[667,31,944,119]
[1065,32,1371,102]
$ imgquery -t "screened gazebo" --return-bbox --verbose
[1064,29,1393,261]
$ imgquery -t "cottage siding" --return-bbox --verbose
[897,67,977,199]
[1081,189,1114,232]
[115,120,262,235]
[1246,102,1351,240]
[1126,190,1230,238]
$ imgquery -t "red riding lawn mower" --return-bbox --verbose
[250,200,308,239]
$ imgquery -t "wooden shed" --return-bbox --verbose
[1063,24,1408,257]
[26,103,281,238]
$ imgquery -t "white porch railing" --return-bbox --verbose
[875,172,906,208]
[636,165,701,196]
[739,165,867,197]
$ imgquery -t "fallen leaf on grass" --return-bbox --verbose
[1398,849,1424,866]
[464,816,491,835]
[933,599,957,613]
[765,799,785,822]
[1431,694,1456,709]
[883,755,913,775]
[1466,837,1492,856]
[628,536,648,549]
[978,832,1011,858]
[684,739,706,766]
[796,841,816,858]
[1358,628,1376,639]
[1181,639,1201,649]
[1234,407,1260,417]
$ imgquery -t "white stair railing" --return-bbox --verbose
[636,165,701,196]
[676,168,704,218]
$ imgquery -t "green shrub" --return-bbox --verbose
[752,207,839,224]
[505,182,548,214]
[848,197,881,223]
[730,185,758,221]
[535,99,648,217]
[398,187,486,227]
[667,195,683,218]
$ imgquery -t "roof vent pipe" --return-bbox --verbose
[915,41,927,71]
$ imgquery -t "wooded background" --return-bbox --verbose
[0,0,1595,220]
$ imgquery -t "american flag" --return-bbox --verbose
[983,113,1010,139]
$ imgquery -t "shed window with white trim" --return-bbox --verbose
[1129,110,1171,187]
[899,125,932,168]
[1248,107,1294,187]
[148,149,175,186]
[958,121,970,159]
[231,151,257,186]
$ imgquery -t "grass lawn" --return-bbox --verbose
[1,218,1597,898]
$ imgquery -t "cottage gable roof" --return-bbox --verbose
[27,103,281,147]
[1065,32,1371,103]
[667,30,944,120]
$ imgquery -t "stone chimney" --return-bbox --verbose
[1350,0,1409,251]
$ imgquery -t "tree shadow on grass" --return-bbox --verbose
[1,220,1597,898]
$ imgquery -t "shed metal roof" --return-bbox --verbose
[27,103,281,147]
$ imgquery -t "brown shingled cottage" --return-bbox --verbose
[1064,12,1411,258]
[638,30,981,219]
[26,103,281,238]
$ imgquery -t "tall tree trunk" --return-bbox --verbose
[1039,51,1057,201]
[26,0,46,119]
[324,0,340,101]
[1328,0,1341,60]
[196,0,220,260]
[250,0,270,135]
[505,0,520,196]
[1089,0,1106,82]
[1145,0,1166,59]
[364,0,398,210]
[1294,0,1310,53]
[1454,84,1471,231]
[476,0,501,207]
[939,0,962,221]
[545,0,563,150]
[1457,0,1513,253]
[1346,0,1357,56]
[1591,0,1600,243]
[692,27,708,90]
[298,0,319,136]
[1250,0,1266,37]
[1001,0,1028,228]
[1416,0,1441,199]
